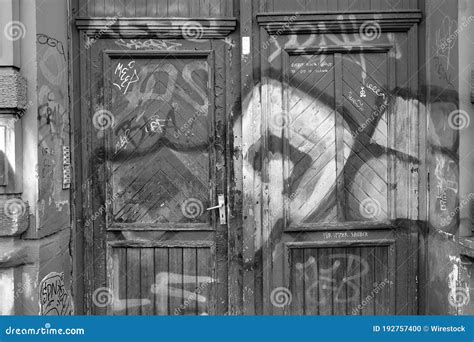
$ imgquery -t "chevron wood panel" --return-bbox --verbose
[342,53,389,222]
[287,54,338,224]
[110,56,211,225]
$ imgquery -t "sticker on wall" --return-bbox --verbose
[62,146,71,189]
[39,272,74,315]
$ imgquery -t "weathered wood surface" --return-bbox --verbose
[82,0,233,17]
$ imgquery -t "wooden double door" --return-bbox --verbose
[77,1,420,316]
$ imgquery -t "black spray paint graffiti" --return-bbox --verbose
[36,32,70,219]
[83,27,460,311]
[39,272,74,315]
[91,58,457,230]
[36,33,65,61]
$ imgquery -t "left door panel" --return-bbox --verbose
[80,46,227,315]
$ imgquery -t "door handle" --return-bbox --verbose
[206,204,223,210]
[206,194,226,224]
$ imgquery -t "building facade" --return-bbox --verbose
[0,0,473,315]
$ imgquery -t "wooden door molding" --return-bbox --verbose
[76,17,237,38]
[256,10,422,35]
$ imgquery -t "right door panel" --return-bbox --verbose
[263,33,419,315]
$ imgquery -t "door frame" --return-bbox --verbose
[72,14,239,314]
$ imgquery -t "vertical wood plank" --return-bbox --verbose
[116,248,127,315]
[332,248,347,314]
[209,0,221,16]
[182,248,198,315]
[345,247,361,315]
[125,0,135,16]
[93,0,102,16]
[374,247,390,314]
[304,248,320,315]
[154,248,169,315]
[190,0,200,17]
[358,0,371,10]
[168,248,183,315]
[360,247,375,315]
[126,248,141,315]
[199,0,210,17]
[178,0,190,16]
[114,0,126,16]
[272,0,295,11]
[135,0,147,16]
[291,249,305,314]
[140,248,155,315]
[335,53,346,222]
[197,248,211,315]
[227,15,243,315]
[327,0,338,11]
[168,0,179,16]
[240,0,257,316]
[157,0,168,17]
[146,0,157,16]
[370,0,382,10]
[318,248,332,315]
[104,0,115,16]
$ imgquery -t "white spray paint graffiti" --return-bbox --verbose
[295,254,370,304]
